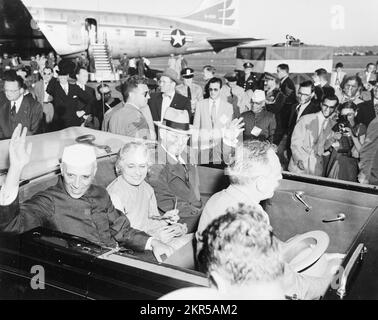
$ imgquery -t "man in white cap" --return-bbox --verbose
[147,107,244,233]
[148,68,192,137]
[240,89,276,143]
[0,124,173,262]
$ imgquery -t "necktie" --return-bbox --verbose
[10,102,16,117]
[211,100,217,128]
[230,87,234,98]
[295,104,301,122]
[335,72,340,86]
[187,86,192,100]
[176,156,189,182]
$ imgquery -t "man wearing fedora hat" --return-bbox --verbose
[46,60,92,131]
[237,62,259,92]
[176,67,203,116]
[148,68,192,137]
[147,106,244,233]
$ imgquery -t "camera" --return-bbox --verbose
[332,115,350,134]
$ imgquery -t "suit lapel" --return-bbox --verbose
[3,101,11,133]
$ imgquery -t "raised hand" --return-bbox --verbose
[223,118,245,146]
[9,124,32,172]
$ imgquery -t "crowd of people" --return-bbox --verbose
[1,49,377,299]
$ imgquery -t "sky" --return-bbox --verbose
[24,0,378,46]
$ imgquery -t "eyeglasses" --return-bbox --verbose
[298,92,311,97]
[322,103,337,109]
[209,88,219,92]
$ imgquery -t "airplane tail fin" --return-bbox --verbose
[182,0,239,29]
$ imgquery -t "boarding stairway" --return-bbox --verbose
[90,41,118,81]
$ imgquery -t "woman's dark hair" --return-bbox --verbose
[338,100,357,112]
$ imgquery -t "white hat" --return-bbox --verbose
[252,90,266,103]
[61,144,97,167]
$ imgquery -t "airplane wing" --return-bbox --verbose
[207,37,264,52]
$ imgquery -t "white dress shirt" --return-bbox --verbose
[161,91,175,121]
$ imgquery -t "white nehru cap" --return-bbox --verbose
[61,144,97,166]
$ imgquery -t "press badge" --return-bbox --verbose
[251,126,262,136]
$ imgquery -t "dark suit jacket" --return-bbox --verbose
[355,100,376,128]
[280,76,297,133]
[237,72,260,91]
[46,78,92,130]
[77,84,96,115]
[146,145,203,232]
[148,92,192,135]
[0,94,43,140]
[265,89,286,138]
[314,83,332,103]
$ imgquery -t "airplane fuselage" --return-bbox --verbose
[24,6,233,58]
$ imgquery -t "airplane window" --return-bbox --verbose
[236,48,266,60]
[156,31,160,38]
[134,30,147,37]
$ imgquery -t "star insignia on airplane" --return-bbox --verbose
[170,29,186,48]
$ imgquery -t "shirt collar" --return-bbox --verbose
[11,94,24,113]
[126,102,140,110]
[297,100,311,111]
[163,91,175,99]
[280,75,288,83]
[161,144,186,164]
[317,111,326,122]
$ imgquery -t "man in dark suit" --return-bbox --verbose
[0,71,43,140]
[75,67,97,128]
[277,64,297,135]
[287,81,321,134]
[148,68,192,137]
[147,107,243,233]
[312,68,332,103]
[46,60,92,131]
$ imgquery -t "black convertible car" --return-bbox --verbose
[1,128,378,299]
